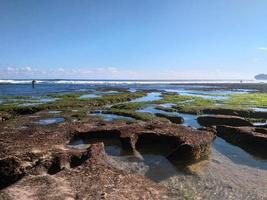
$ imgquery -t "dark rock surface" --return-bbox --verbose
[197,115,253,127]
[216,126,267,159]
[155,113,184,124]
[73,121,214,163]
[0,143,168,199]
[202,108,267,119]
[0,115,213,199]
[0,157,25,190]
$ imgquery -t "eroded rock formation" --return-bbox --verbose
[216,126,267,159]
[0,116,213,199]
[197,115,253,127]
[155,113,184,124]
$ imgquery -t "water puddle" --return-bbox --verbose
[100,90,119,94]
[159,103,176,108]
[79,90,119,99]
[38,117,65,125]
[89,113,134,121]
[48,110,62,114]
[128,88,137,93]
[70,136,183,181]
[138,104,267,170]
[79,94,100,99]
[19,102,43,107]
[252,107,267,112]
[70,137,128,156]
[16,97,58,107]
[253,121,267,126]
[39,97,59,103]
[137,104,201,128]
[179,113,201,128]
[131,92,162,102]
[17,126,28,130]
[163,88,249,100]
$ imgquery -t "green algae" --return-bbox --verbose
[0,91,147,116]
[1,91,266,123]
[222,93,267,108]
[104,109,156,121]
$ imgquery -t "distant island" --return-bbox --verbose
[255,74,267,80]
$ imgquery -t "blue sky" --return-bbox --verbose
[0,0,266,79]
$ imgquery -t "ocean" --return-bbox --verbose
[0,79,266,96]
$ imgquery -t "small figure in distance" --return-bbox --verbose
[32,80,36,88]
[240,80,243,84]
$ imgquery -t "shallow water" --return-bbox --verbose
[0,82,256,106]
[131,92,162,102]
[253,120,267,126]
[70,132,267,183]
[253,107,267,112]
[19,102,43,107]
[38,117,65,125]
[89,113,134,121]
[163,87,258,101]
[71,137,124,155]
[79,94,100,99]
[48,110,62,114]
[2,81,267,199]
[69,118,267,199]
[213,138,267,170]
[138,104,267,169]
[0,96,58,106]
[137,104,201,128]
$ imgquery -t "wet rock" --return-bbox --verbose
[254,127,267,135]
[197,115,253,127]
[203,108,245,116]
[0,145,100,190]
[74,121,214,163]
[44,147,97,173]
[155,113,184,124]
[216,126,267,159]
[0,143,168,200]
[202,108,267,119]
[0,119,212,199]
[46,155,62,175]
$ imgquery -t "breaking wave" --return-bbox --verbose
[0,79,264,85]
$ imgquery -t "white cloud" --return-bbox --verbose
[7,66,33,73]
[0,66,254,80]
[257,47,267,51]
[57,68,65,72]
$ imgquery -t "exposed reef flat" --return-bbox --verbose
[0,86,267,199]
[197,115,253,127]
[0,114,213,199]
[0,143,168,200]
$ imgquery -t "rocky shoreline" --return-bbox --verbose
[0,116,213,199]
[0,88,266,199]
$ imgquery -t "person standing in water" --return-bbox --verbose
[32,80,36,88]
